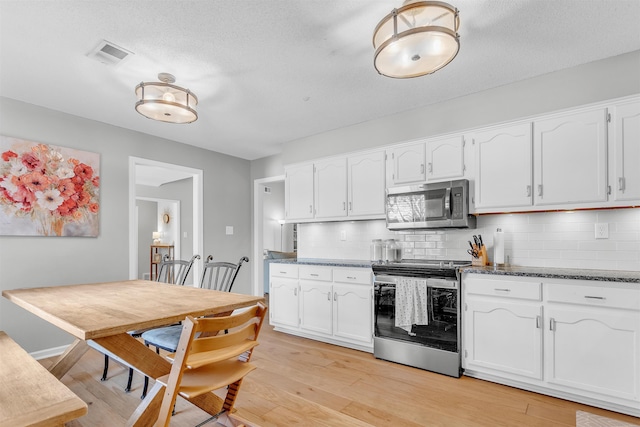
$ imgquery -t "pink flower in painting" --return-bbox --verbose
[21,152,43,171]
[0,141,99,236]
[2,151,17,162]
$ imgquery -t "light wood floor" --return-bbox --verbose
[43,322,639,426]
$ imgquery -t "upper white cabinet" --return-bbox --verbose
[471,122,532,211]
[287,150,385,222]
[285,163,314,221]
[426,135,466,182]
[388,142,426,185]
[347,151,386,217]
[314,158,347,219]
[533,108,608,206]
[611,99,640,202]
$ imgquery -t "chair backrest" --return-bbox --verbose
[199,255,249,292]
[157,254,200,286]
[154,302,267,427]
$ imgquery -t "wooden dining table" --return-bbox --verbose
[2,279,264,426]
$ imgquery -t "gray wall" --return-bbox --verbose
[0,97,251,353]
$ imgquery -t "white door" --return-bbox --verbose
[389,142,426,185]
[472,122,532,210]
[348,151,386,217]
[426,135,465,181]
[299,281,333,335]
[545,306,640,401]
[314,158,347,219]
[333,283,372,344]
[285,164,314,220]
[613,100,640,202]
[464,299,543,380]
[534,109,608,206]
[270,278,299,328]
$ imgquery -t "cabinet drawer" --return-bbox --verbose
[299,266,332,281]
[546,283,640,311]
[270,263,298,278]
[333,268,372,285]
[465,277,541,301]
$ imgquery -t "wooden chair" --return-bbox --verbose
[101,255,200,398]
[152,302,267,427]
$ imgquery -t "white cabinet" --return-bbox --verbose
[347,150,386,217]
[426,134,465,182]
[269,263,373,352]
[269,264,299,328]
[388,142,426,185]
[611,99,640,202]
[462,273,640,417]
[533,108,608,206]
[471,122,532,210]
[544,281,640,404]
[314,158,347,219]
[464,276,542,380]
[285,164,314,220]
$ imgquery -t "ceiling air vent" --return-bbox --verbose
[87,40,133,67]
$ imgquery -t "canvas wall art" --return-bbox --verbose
[0,136,100,237]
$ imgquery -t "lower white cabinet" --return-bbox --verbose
[463,273,640,417]
[270,263,373,352]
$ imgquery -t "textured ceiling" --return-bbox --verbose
[1,1,639,160]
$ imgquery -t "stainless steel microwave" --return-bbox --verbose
[385,179,476,230]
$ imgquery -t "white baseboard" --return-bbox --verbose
[30,344,68,361]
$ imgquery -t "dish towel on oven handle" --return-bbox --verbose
[395,277,429,335]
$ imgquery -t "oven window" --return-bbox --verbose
[374,280,458,352]
[386,193,426,224]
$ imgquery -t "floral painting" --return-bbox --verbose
[0,136,100,237]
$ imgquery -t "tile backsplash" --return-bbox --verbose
[297,208,640,271]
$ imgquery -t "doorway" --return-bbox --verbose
[128,157,203,283]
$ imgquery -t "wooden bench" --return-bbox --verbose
[0,331,87,427]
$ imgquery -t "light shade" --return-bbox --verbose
[373,1,460,78]
[135,73,198,124]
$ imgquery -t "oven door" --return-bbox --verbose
[374,275,459,353]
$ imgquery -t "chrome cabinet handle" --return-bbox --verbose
[347,276,357,280]
[349,201,352,211]
[536,315,541,329]
[618,177,625,191]
[428,162,433,173]
[334,292,337,301]
[537,185,543,197]
[526,185,531,197]
[343,202,346,211]
[494,288,511,292]
[584,295,605,300]
[549,318,555,331]
[310,273,319,277]
[420,164,425,174]
[327,291,331,301]
[294,287,298,296]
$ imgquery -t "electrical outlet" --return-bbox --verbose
[340,230,347,241]
[595,223,609,239]
[226,226,234,235]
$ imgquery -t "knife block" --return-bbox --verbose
[471,245,488,266]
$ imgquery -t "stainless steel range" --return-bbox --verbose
[372,259,470,377]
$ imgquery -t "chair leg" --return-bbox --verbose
[125,367,134,392]
[141,375,149,399]
[100,354,109,381]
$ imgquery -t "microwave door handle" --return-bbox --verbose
[445,188,452,216]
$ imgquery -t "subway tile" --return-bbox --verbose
[617,260,640,271]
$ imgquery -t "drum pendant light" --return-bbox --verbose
[373,1,460,79]
[135,73,198,124]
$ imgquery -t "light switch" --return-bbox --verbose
[226,226,234,235]
[340,230,346,241]
[183,231,188,238]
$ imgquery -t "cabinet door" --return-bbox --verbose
[426,135,465,181]
[285,164,314,220]
[534,109,608,206]
[269,278,299,328]
[314,158,347,219]
[464,298,543,380]
[348,151,385,217]
[389,142,426,185]
[613,100,640,202]
[333,283,372,344]
[545,306,640,402]
[299,281,333,335]
[472,123,532,210]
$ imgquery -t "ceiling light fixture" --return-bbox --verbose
[135,73,198,124]
[373,0,460,79]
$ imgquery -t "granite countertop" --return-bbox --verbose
[461,265,640,283]
[265,258,373,269]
